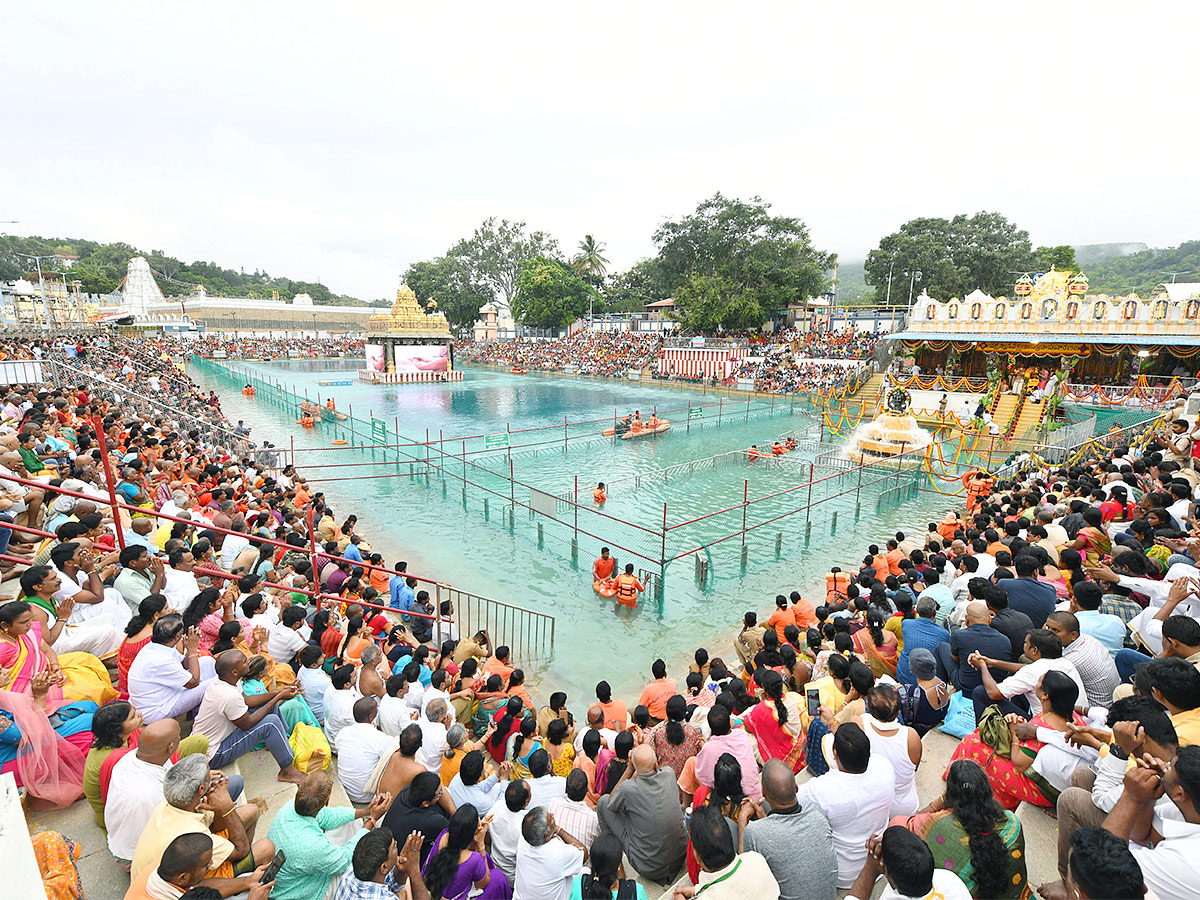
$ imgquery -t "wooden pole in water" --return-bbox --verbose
[661,502,668,567]
[741,479,748,547]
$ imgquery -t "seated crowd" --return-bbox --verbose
[457,332,665,378]
[1,338,1198,900]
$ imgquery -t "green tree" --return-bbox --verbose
[652,193,832,330]
[673,274,771,332]
[403,256,492,332]
[1085,240,1200,295]
[604,258,666,313]
[1034,245,1077,272]
[865,212,1033,304]
[450,218,559,312]
[572,235,609,278]
[512,256,594,329]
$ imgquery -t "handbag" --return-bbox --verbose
[937,690,977,739]
[976,704,1013,756]
[288,721,331,772]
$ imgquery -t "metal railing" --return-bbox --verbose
[0,463,556,663]
[1037,414,1098,463]
[1063,380,1189,408]
[40,356,260,462]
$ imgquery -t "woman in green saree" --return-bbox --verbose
[891,758,1030,899]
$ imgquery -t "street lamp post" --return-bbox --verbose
[10,251,56,330]
[908,270,922,305]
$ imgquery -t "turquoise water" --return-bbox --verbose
[190,360,955,701]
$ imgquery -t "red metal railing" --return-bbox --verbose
[0,467,554,657]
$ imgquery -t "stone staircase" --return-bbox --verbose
[849,372,887,416]
[991,393,1018,429]
[1009,394,1049,441]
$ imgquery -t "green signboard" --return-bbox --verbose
[484,433,510,450]
[689,406,704,420]
[370,418,386,444]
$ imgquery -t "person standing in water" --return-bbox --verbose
[594,548,615,583]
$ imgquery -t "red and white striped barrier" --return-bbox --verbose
[657,347,744,380]
[357,369,464,384]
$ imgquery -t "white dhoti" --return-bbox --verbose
[67,587,133,632]
[53,620,124,659]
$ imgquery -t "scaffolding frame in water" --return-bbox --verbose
[195,357,982,597]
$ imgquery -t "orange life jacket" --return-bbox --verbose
[748,447,761,460]
[826,571,850,604]
[615,573,642,605]
[593,488,606,504]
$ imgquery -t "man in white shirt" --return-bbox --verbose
[572,706,618,754]
[948,555,980,610]
[845,826,970,900]
[378,674,419,736]
[50,541,131,633]
[683,805,781,900]
[415,699,452,772]
[490,780,532,881]
[128,615,218,723]
[448,750,506,817]
[193,650,306,784]
[419,668,452,718]
[968,628,1087,722]
[266,606,308,667]
[218,521,251,569]
[296,645,331,722]
[794,723,895,890]
[525,749,567,809]
[514,805,587,900]
[162,547,202,613]
[1103,744,1200,900]
[334,697,399,804]
[546,770,598,850]
[106,720,193,865]
[322,664,360,746]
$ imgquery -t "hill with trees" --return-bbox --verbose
[0,234,371,305]
[1081,241,1200,295]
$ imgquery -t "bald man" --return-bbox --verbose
[935,600,1011,694]
[739,759,838,900]
[105,719,237,867]
[596,743,687,884]
[193,650,306,784]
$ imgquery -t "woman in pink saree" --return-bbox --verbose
[744,669,806,772]
[0,668,90,809]
[0,601,117,708]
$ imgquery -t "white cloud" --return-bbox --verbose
[1,1,1196,298]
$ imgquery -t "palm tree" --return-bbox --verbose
[572,235,609,279]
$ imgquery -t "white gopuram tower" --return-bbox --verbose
[121,256,165,319]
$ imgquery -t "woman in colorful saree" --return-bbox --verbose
[851,608,899,678]
[947,670,1088,811]
[1062,507,1111,567]
[0,601,117,707]
[744,669,805,772]
[0,667,93,809]
[891,759,1030,899]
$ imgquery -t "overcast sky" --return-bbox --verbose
[1,2,1195,299]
